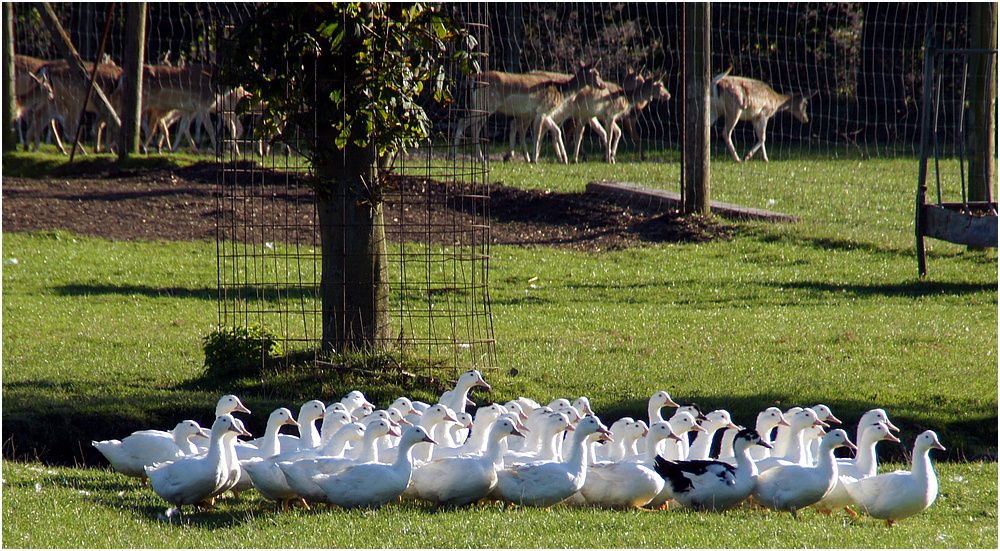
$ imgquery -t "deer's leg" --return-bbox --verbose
[746,117,769,162]
[549,118,569,164]
[467,114,485,161]
[532,116,546,164]
[518,118,533,162]
[583,117,610,164]
[452,115,469,158]
[177,113,200,152]
[608,120,624,164]
[506,117,525,162]
[722,111,743,162]
[201,110,219,153]
[571,118,586,164]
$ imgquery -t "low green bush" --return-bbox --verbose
[202,325,283,379]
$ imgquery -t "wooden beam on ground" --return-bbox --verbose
[587,179,799,223]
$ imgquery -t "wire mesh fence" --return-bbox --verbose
[211,3,497,376]
[9,3,991,373]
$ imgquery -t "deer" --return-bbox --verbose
[35,58,123,154]
[710,67,813,162]
[13,55,66,153]
[113,63,221,154]
[452,60,605,163]
[506,71,671,164]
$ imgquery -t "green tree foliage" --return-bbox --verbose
[218,3,473,352]
[220,2,474,166]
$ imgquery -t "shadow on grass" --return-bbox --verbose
[595,393,997,465]
[4,377,996,468]
[52,283,318,302]
[762,280,997,299]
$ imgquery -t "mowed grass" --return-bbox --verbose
[2,151,997,547]
[1,460,996,548]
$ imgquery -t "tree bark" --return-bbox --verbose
[314,132,391,353]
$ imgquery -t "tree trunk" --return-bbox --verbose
[314,137,391,353]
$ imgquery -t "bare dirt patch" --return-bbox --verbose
[2,162,735,249]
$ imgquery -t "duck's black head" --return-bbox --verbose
[735,428,772,448]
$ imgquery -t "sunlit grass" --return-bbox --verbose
[2,150,997,547]
[1,460,995,548]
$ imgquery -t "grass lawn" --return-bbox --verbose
[2,150,997,547]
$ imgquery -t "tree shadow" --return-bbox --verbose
[51,283,318,302]
[594,393,997,464]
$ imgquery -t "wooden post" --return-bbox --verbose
[2,3,15,152]
[683,2,711,215]
[118,2,146,161]
[967,3,996,206]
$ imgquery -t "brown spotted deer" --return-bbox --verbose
[568,72,671,164]
[507,71,670,164]
[35,58,123,154]
[710,68,813,162]
[14,55,66,153]
[112,64,221,153]
[452,61,605,163]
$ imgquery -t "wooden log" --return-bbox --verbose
[586,180,798,223]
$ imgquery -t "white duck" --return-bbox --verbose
[495,416,612,508]
[844,430,945,527]
[241,419,365,507]
[507,405,551,452]
[503,411,574,466]
[276,420,398,505]
[503,400,529,422]
[856,408,901,437]
[231,408,300,493]
[409,417,525,507]
[312,425,436,509]
[659,411,707,461]
[770,406,803,458]
[244,421,367,507]
[93,420,210,481]
[570,425,675,510]
[805,404,842,460]
[193,395,252,452]
[812,421,901,516]
[407,405,457,463]
[317,404,354,446]
[618,420,651,462]
[210,415,253,501]
[752,428,857,518]
[342,390,376,419]
[439,370,492,414]
[755,408,828,471]
[748,407,790,461]
[434,403,508,459]
[688,409,740,461]
[595,417,635,462]
[280,400,326,452]
[642,421,689,508]
[572,396,595,416]
[654,428,772,512]
[145,415,250,513]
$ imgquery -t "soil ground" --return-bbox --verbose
[2,161,735,249]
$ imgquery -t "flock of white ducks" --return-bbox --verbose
[92,370,946,526]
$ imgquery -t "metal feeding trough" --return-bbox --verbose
[915,35,998,276]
